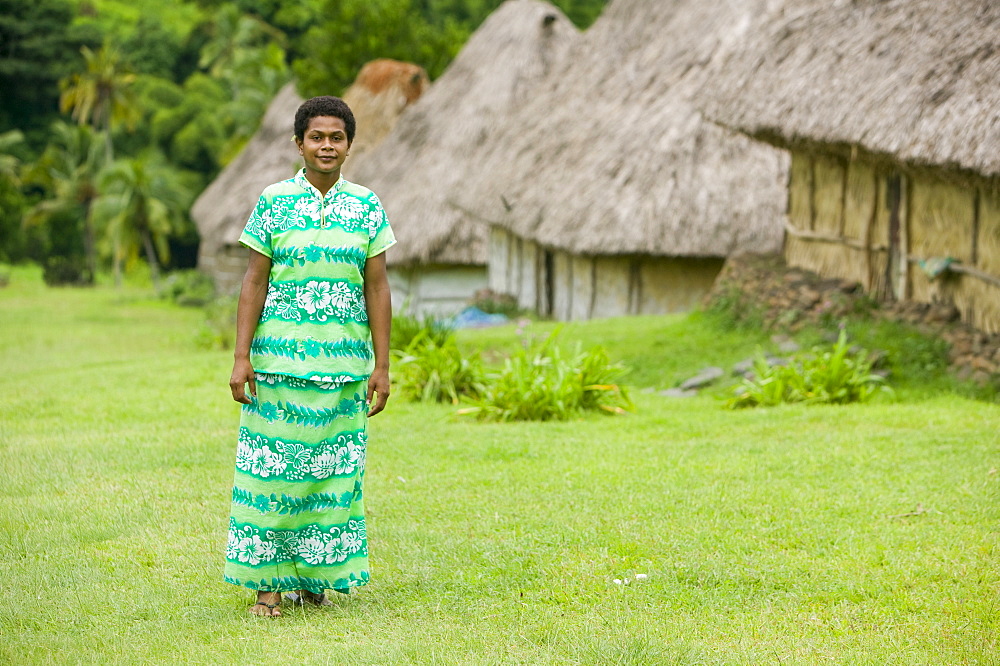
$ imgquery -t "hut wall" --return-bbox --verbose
[842,161,880,290]
[517,239,541,313]
[390,264,487,317]
[552,251,574,321]
[569,255,595,321]
[784,147,1000,333]
[967,185,1000,333]
[487,227,515,296]
[907,174,975,314]
[638,257,723,314]
[201,243,250,295]
[590,257,633,319]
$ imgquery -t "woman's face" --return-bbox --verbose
[297,115,351,177]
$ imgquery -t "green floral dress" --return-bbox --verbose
[224,169,395,594]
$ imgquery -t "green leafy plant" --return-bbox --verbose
[392,332,486,404]
[725,330,891,408]
[460,333,632,422]
[162,269,215,306]
[194,295,237,350]
[391,311,454,351]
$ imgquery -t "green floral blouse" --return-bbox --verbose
[239,168,396,383]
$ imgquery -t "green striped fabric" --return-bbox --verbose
[225,374,370,593]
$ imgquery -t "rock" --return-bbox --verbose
[660,388,698,398]
[679,367,725,390]
[732,358,755,375]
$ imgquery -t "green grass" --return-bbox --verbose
[1,265,998,665]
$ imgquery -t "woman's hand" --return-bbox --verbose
[367,367,390,417]
[230,357,257,404]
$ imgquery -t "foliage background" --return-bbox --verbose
[0,0,607,275]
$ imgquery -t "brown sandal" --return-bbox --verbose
[250,601,282,617]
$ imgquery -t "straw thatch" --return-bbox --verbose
[346,0,580,267]
[701,0,1000,177]
[456,0,790,258]
[192,61,428,291]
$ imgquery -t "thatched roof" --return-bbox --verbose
[701,0,1000,177]
[192,61,428,267]
[346,0,579,267]
[455,0,789,258]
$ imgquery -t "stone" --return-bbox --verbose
[659,388,698,398]
[679,367,725,391]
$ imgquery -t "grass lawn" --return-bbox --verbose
[0,266,998,665]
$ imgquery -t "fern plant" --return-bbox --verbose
[460,333,632,422]
[726,330,891,408]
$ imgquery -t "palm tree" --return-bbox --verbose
[59,44,139,161]
[91,152,190,289]
[23,122,106,281]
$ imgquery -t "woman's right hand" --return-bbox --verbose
[230,358,257,404]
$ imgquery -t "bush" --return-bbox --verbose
[162,269,216,306]
[725,330,891,408]
[42,256,92,286]
[391,311,453,351]
[469,289,522,318]
[194,295,237,350]
[392,332,486,404]
[460,333,633,422]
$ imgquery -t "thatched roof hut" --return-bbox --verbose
[345,0,579,314]
[192,61,429,292]
[702,0,1000,177]
[701,0,1000,332]
[455,0,789,319]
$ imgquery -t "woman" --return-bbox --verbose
[225,96,394,617]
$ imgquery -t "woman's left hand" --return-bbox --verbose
[367,368,390,417]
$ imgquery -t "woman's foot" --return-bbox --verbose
[248,591,282,617]
[290,589,333,607]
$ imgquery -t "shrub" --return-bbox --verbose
[162,269,216,306]
[42,256,92,286]
[194,295,237,350]
[391,311,453,351]
[469,288,522,318]
[725,330,891,408]
[392,333,486,404]
[460,333,633,422]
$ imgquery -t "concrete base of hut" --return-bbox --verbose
[488,228,723,320]
[389,263,488,318]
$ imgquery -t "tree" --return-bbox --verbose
[0,130,28,262]
[91,152,191,288]
[22,122,106,280]
[59,44,139,161]
[0,0,100,137]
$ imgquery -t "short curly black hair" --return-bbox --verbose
[294,96,356,144]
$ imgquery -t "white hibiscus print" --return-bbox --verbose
[340,531,362,553]
[235,440,255,472]
[297,280,333,315]
[255,539,277,562]
[334,443,360,475]
[250,445,282,478]
[235,535,264,565]
[324,535,350,564]
[294,198,322,222]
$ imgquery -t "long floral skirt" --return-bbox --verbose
[224,373,369,594]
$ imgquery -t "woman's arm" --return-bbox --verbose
[229,249,272,404]
[364,252,392,416]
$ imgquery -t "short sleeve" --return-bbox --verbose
[366,193,396,258]
[239,193,274,258]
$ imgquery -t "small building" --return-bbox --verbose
[702,0,1000,333]
[192,61,429,293]
[456,0,789,320]
[346,0,579,316]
